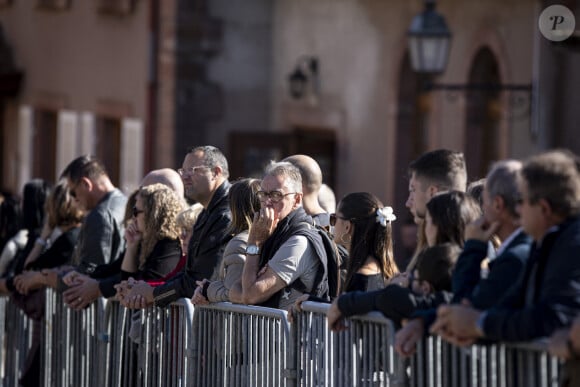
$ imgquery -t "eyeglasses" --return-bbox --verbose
[329,213,350,227]
[177,166,210,177]
[132,206,144,218]
[256,190,297,203]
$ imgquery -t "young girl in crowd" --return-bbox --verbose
[424,190,482,248]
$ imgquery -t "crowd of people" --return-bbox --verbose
[1,145,580,386]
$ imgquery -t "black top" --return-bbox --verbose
[121,237,182,281]
[347,273,385,293]
[27,227,80,270]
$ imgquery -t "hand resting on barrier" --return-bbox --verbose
[394,318,424,357]
[327,298,348,331]
[14,271,46,295]
[430,303,483,347]
[287,294,309,324]
[115,277,154,309]
[191,279,210,305]
[63,273,101,310]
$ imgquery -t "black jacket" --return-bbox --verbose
[121,238,181,281]
[153,181,232,307]
[338,284,452,327]
[452,230,532,309]
[483,217,580,341]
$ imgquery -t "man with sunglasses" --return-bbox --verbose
[119,145,232,309]
[61,167,185,309]
[230,161,327,310]
[51,156,127,308]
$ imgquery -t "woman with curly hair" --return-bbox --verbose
[120,183,184,281]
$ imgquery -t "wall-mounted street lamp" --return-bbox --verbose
[408,0,451,74]
[287,56,319,101]
[407,0,532,95]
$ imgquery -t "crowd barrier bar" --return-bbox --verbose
[192,302,291,387]
[2,295,35,386]
[2,293,566,387]
[409,333,562,387]
[102,298,194,387]
[295,301,407,387]
[42,287,107,387]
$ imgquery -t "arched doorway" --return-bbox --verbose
[464,47,502,180]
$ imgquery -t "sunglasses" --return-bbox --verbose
[256,190,297,203]
[132,206,144,218]
[329,213,350,227]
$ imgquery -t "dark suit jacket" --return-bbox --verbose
[452,230,532,309]
[483,217,580,342]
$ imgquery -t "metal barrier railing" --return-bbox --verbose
[0,293,565,387]
[294,301,407,387]
[192,302,291,387]
[2,295,35,386]
[409,335,562,387]
[42,287,107,387]
[103,298,194,387]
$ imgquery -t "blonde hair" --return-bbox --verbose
[176,203,203,233]
[138,184,184,268]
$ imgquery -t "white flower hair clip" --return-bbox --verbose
[376,206,396,227]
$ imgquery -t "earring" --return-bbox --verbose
[340,233,352,245]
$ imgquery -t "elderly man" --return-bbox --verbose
[230,161,327,309]
[118,145,232,308]
[61,167,185,309]
[429,150,580,347]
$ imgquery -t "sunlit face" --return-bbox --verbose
[406,173,430,221]
[180,151,213,204]
[259,174,301,222]
[516,180,546,241]
[424,210,438,247]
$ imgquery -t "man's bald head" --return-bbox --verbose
[283,154,323,195]
[141,168,185,198]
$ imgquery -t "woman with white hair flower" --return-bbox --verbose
[330,192,398,293]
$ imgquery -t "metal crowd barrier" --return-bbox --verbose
[409,335,562,387]
[42,287,107,387]
[1,293,566,387]
[294,301,407,387]
[103,298,194,387]
[192,302,291,387]
[2,295,34,386]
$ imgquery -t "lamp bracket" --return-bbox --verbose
[424,82,532,92]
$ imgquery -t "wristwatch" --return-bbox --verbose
[245,244,260,255]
